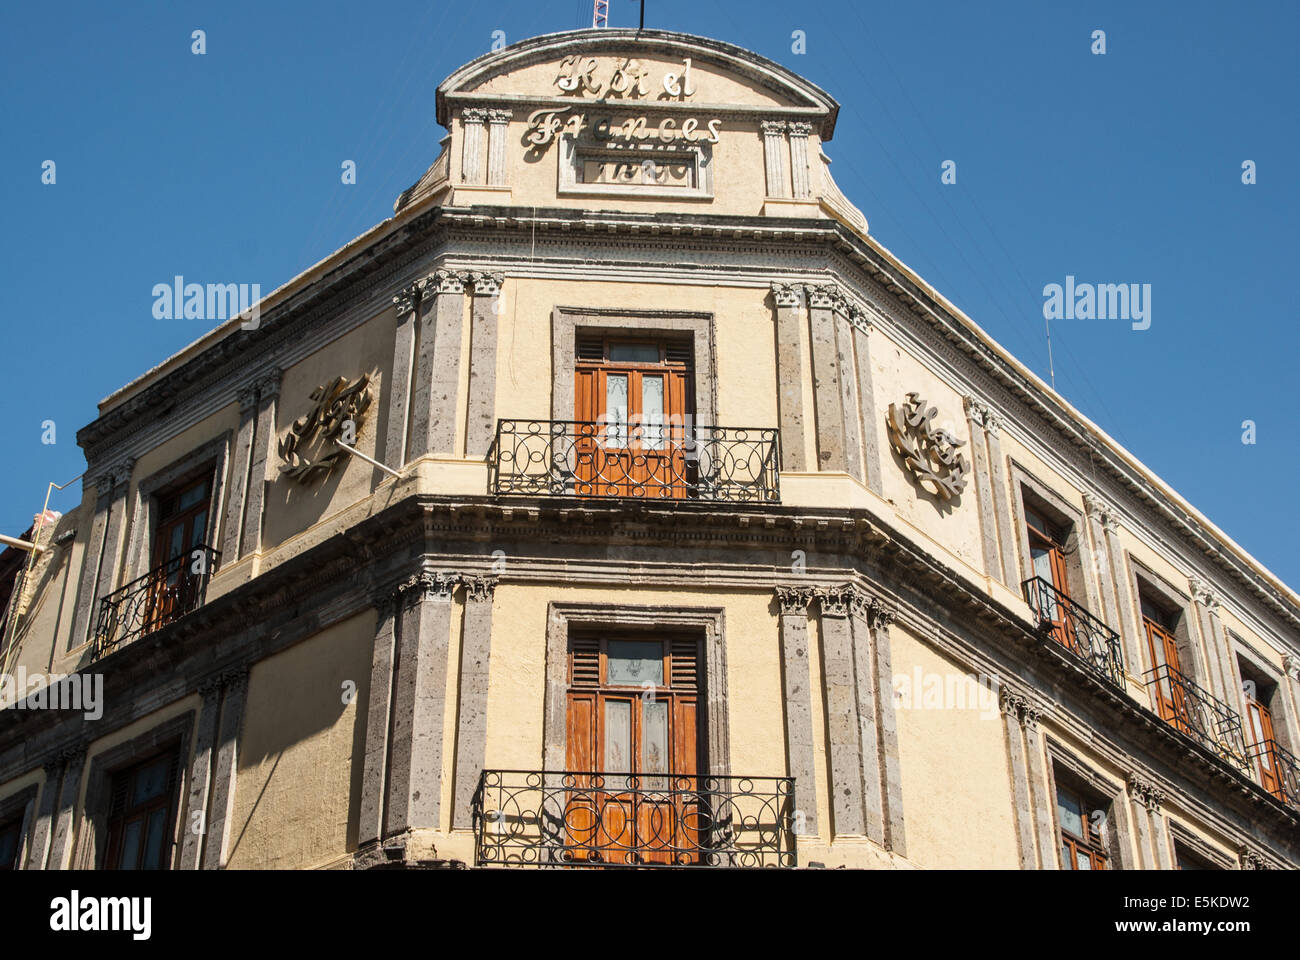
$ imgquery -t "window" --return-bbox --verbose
[1056,785,1109,870]
[564,632,703,864]
[103,750,181,870]
[574,337,694,498]
[1025,504,1080,653]
[1141,594,1191,733]
[1175,844,1221,870]
[144,474,212,632]
[1239,661,1287,800]
[0,817,22,870]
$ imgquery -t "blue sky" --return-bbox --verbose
[2,1,1296,587]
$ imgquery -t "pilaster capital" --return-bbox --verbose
[392,280,422,316]
[962,396,1000,435]
[775,585,815,616]
[1282,654,1299,683]
[237,384,260,414]
[999,687,1027,720]
[485,108,513,123]
[804,282,844,313]
[760,119,788,136]
[94,473,116,498]
[788,121,815,137]
[462,574,498,602]
[770,281,803,308]
[816,584,854,619]
[462,107,489,123]
[1240,849,1271,870]
[1188,577,1220,614]
[220,665,249,695]
[56,741,87,767]
[1020,701,1043,730]
[867,596,896,630]
[197,672,225,697]
[471,271,505,296]
[397,570,457,603]
[1127,776,1164,812]
[255,368,282,401]
[428,268,468,295]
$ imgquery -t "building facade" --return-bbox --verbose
[1,28,1298,871]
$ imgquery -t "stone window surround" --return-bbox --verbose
[120,431,233,589]
[542,603,730,778]
[557,134,715,200]
[1008,459,1105,621]
[1167,820,1235,870]
[1043,738,1134,870]
[71,711,195,870]
[1234,640,1297,753]
[549,307,718,427]
[1126,555,1207,688]
[0,783,38,870]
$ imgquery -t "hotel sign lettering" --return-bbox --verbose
[278,374,373,484]
[886,392,968,501]
[554,56,699,100]
[525,108,721,148]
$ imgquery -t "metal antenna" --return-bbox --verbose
[593,0,609,27]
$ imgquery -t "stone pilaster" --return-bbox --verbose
[69,473,116,649]
[981,411,1019,588]
[461,108,487,184]
[239,369,281,558]
[1281,655,1300,758]
[999,690,1038,868]
[1128,777,1169,870]
[963,397,1004,583]
[805,283,862,479]
[761,120,788,198]
[1189,578,1240,715]
[849,305,883,495]
[46,744,86,869]
[867,601,905,855]
[770,282,808,472]
[25,758,63,869]
[788,121,813,199]
[384,571,456,839]
[1019,704,1060,868]
[486,109,512,186]
[202,667,248,870]
[409,269,467,459]
[221,386,260,561]
[1081,494,1123,644]
[178,679,223,869]
[466,272,503,458]
[848,594,885,845]
[775,586,818,835]
[452,575,498,830]
[91,458,134,611]
[815,586,865,837]
[384,280,422,470]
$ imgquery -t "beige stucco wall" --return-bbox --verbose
[225,610,374,869]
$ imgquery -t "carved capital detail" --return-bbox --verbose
[999,687,1027,720]
[775,585,815,616]
[1240,849,1271,870]
[963,396,1000,435]
[256,368,282,401]
[398,571,457,603]
[462,574,498,602]
[392,280,422,316]
[95,473,116,497]
[471,271,504,296]
[816,585,854,619]
[1128,776,1165,812]
[1282,654,1299,683]
[428,269,467,295]
[760,119,788,136]
[485,108,513,123]
[462,107,489,123]
[1188,577,1220,614]
[788,121,815,137]
[770,281,802,308]
[804,282,844,313]
[237,385,259,414]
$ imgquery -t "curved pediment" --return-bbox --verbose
[436,28,840,139]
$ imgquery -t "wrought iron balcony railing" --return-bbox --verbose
[1022,577,1125,690]
[1246,738,1300,809]
[490,419,780,503]
[472,770,796,868]
[1144,663,1249,772]
[92,545,220,659]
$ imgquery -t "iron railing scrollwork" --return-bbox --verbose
[1144,663,1249,772]
[1246,738,1300,810]
[1022,577,1124,690]
[490,419,780,503]
[472,770,796,868]
[92,545,220,659]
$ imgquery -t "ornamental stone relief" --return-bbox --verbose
[278,373,373,483]
[885,392,968,501]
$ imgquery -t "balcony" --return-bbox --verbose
[472,770,796,868]
[1144,664,1249,772]
[490,419,780,503]
[92,545,220,659]
[1246,738,1300,810]
[1022,577,1124,690]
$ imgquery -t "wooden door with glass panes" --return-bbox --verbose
[1142,598,1191,735]
[103,750,181,870]
[574,339,691,499]
[565,634,702,865]
[1057,786,1108,870]
[1026,507,1077,654]
[145,476,210,631]
[1245,693,1282,799]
